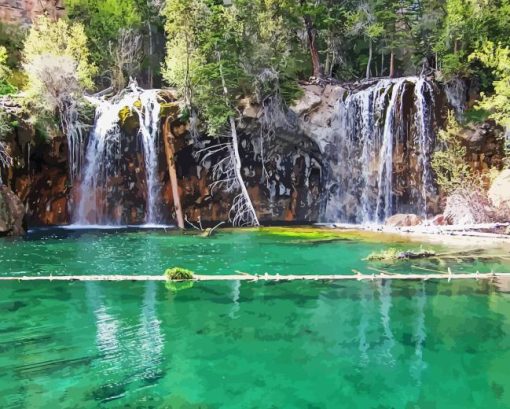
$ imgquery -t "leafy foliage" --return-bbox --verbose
[470,42,510,128]
[431,112,474,193]
[22,17,96,116]
[0,46,17,96]
[66,0,164,88]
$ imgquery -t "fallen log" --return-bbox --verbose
[0,272,509,282]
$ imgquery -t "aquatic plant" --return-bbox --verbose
[165,267,195,280]
[365,248,436,261]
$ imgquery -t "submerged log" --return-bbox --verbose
[0,272,509,282]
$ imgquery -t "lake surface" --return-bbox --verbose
[0,227,508,277]
[1,228,510,408]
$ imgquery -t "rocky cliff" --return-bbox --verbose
[0,78,504,230]
[0,0,64,25]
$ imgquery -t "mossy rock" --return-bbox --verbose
[118,105,140,133]
[165,267,195,280]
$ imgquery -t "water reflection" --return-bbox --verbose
[229,280,241,319]
[411,282,427,384]
[139,281,165,381]
[357,282,371,367]
[85,281,164,390]
[85,282,121,376]
[378,280,395,366]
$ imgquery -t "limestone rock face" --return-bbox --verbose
[444,189,495,225]
[290,83,346,154]
[489,169,510,209]
[385,213,423,227]
[0,185,25,236]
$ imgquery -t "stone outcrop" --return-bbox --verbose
[488,169,510,209]
[385,213,423,227]
[290,83,346,153]
[0,1,64,25]
[443,189,496,225]
[0,184,25,235]
[1,80,506,228]
[460,120,505,176]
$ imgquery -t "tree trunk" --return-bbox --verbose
[300,1,323,79]
[381,52,385,76]
[147,21,153,88]
[229,116,260,226]
[366,39,373,80]
[163,117,184,229]
[217,51,260,227]
[389,51,395,78]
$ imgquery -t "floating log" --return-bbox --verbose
[0,272,509,282]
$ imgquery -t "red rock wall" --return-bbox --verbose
[0,0,64,25]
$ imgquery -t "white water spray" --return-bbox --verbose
[73,87,162,225]
[325,77,438,223]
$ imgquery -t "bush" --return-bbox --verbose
[164,267,195,280]
[432,111,474,193]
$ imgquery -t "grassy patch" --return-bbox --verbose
[253,227,412,244]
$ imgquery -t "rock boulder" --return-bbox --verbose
[385,214,423,227]
[489,169,510,209]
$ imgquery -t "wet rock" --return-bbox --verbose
[0,185,25,236]
[290,85,323,117]
[385,213,423,227]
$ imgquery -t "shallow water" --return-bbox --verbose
[1,228,510,408]
[0,228,508,277]
[1,280,510,408]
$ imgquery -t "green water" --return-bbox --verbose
[1,280,510,408]
[2,228,510,408]
[0,228,508,276]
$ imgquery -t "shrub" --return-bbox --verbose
[432,111,475,193]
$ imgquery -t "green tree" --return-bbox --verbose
[22,16,96,143]
[432,112,473,192]
[470,41,510,128]
[66,0,163,88]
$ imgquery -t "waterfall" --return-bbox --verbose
[73,88,162,226]
[135,91,162,225]
[325,77,438,224]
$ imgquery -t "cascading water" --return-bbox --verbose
[135,91,161,225]
[325,76,438,224]
[73,87,163,225]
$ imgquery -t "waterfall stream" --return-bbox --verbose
[73,88,162,226]
[325,77,438,224]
